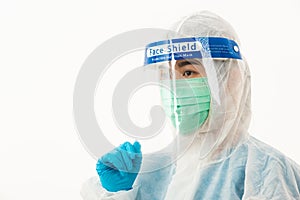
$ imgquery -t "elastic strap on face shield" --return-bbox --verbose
[144,37,242,66]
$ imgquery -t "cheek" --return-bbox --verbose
[199,68,207,77]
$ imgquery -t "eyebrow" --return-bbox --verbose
[176,60,203,68]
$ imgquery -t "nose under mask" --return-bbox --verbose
[160,77,211,134]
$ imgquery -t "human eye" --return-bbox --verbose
[183,70,198,77]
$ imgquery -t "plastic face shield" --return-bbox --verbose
[137,37,243,169]
[112,37,242,172]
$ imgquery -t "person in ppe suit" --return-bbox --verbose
[80,11,300,200]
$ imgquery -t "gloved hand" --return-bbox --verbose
[96,141,142,192]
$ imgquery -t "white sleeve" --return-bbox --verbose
[80,177,139,200]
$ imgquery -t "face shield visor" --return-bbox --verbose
[139,36,244,169]
[101,36,242,173]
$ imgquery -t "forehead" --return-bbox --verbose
[175,59,204,68]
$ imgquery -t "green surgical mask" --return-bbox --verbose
[160,77,211,134]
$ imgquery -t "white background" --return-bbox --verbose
[1,0,300,199]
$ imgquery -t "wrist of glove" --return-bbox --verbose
[96,141,142,192]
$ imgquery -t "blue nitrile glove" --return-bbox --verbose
[96,141,142,192]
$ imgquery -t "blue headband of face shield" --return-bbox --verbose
[144,37,242,65]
